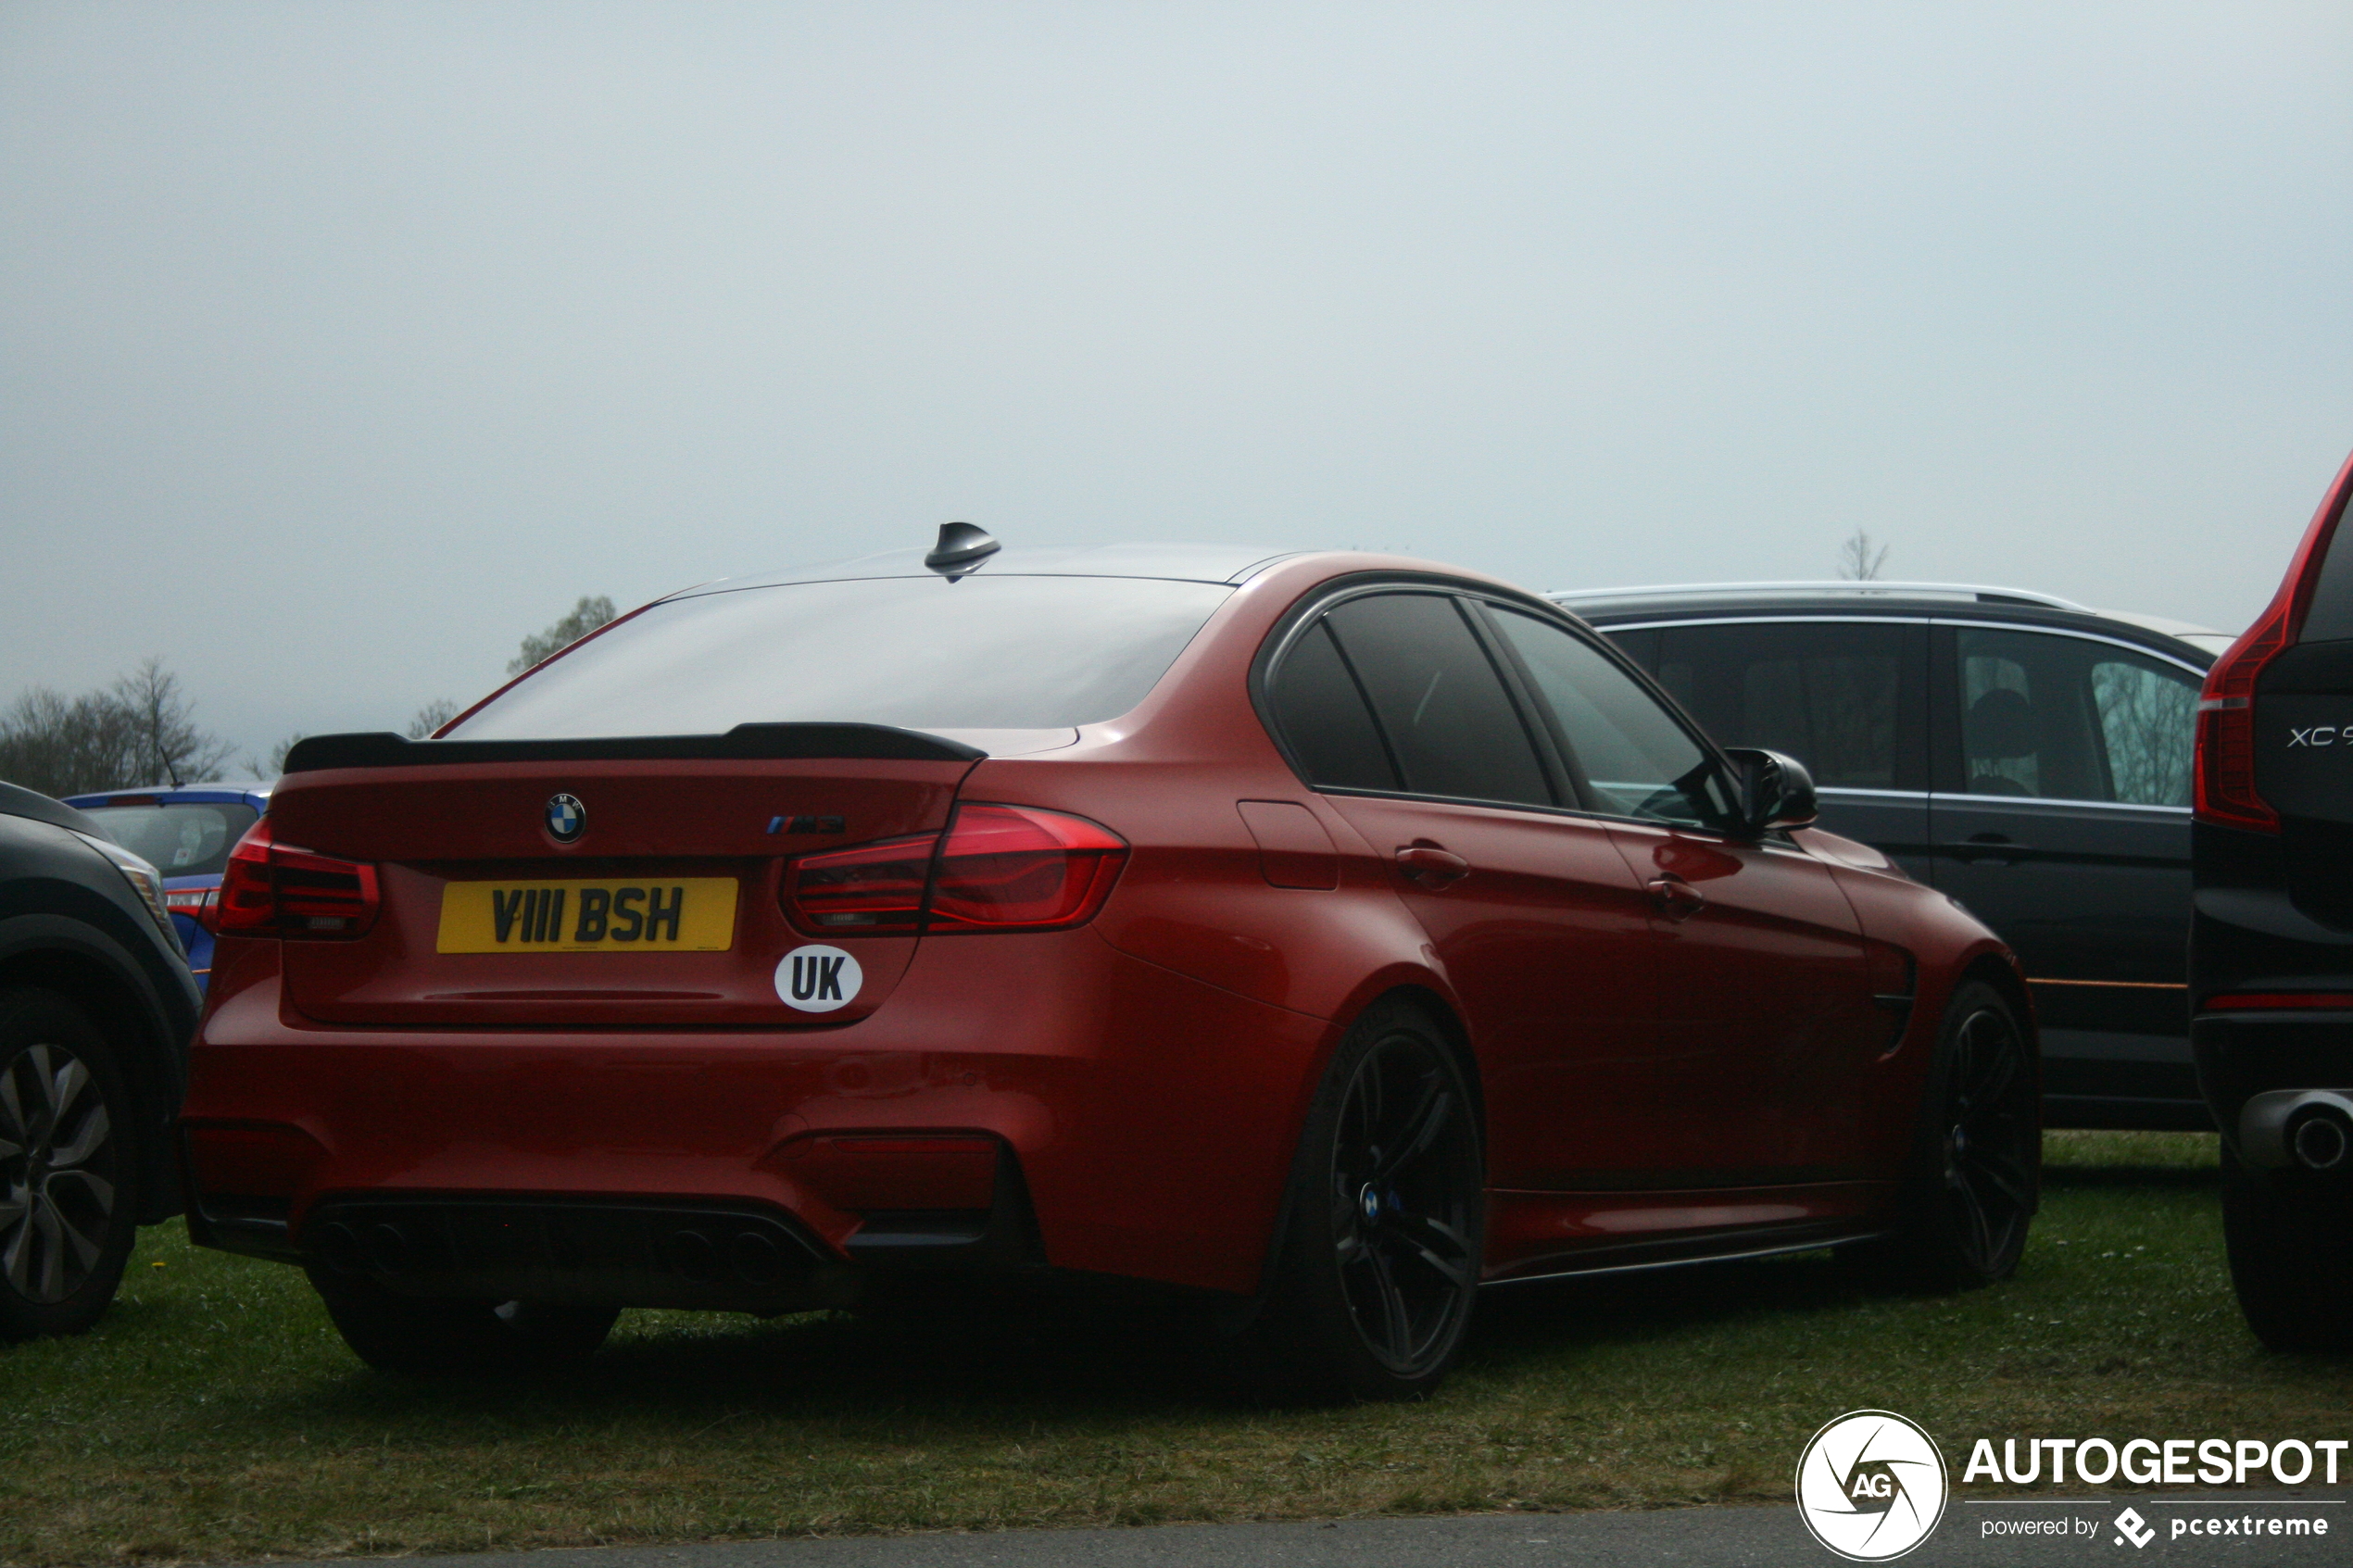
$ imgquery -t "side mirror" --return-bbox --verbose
[1723,746,1818,834]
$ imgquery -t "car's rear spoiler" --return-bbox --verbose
[281,723,987,774]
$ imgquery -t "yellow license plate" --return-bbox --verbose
[435,878,738,953]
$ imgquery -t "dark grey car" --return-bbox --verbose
[1554,581,2222,1131]
[0,779,201,1337]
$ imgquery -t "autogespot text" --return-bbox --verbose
[1962,1436,2347,1486]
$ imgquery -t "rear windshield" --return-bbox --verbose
[448,575,1235,739]
[79,802,258,878]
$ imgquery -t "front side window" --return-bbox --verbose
[1313,593,1553,808]
[1488,608,1725,825]
[1955,628,2196,805]
[448,575,1234,738]
[2090,650,2198,807]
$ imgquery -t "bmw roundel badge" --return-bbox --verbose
[545,793,586,843]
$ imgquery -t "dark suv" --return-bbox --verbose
[2192,450,2353,1350]
[0,780,200,1337]
[1554,581,2222,1131]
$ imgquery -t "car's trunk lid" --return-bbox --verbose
[269,731,976,1027]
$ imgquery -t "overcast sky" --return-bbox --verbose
[4,1,2349,766]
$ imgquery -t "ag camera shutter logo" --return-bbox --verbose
[1796,1410,1948,1561]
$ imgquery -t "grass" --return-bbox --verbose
[6,1130,2348,1565]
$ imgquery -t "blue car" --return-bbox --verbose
[65,782,272,991]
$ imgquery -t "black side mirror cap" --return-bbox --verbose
[1723,746,1819,834]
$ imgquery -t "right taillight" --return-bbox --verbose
[783,803,1127,935]
[213,818,382,939]
[2196,449,2353,834]
[2195,603,2286,833]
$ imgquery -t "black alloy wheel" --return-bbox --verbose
[0,988,140,1339]
[1260,998,1485,1400]
[1875,980,2039,1288]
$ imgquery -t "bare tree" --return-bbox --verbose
[510,596,618,676]
[1837,528,1890,582]
[112,657,233,787]
[407,698,460,739]
[245,732,309,779]
[0,659,230,796]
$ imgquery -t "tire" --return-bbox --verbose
[2221,1146,2353,1352]
[1870,980,2040,1289]
[1253,998,1484,1401]
[307,1269,619,1376]
[0,987,142,1341]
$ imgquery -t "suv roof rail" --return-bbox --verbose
[1544,580,2090,611]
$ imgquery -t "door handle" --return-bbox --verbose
[1646,872,1705,921]
[1395,844,1471,888]
[1959,832,2018,865]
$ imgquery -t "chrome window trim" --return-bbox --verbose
[1928,618,2209,678]
[1596,613,1921,633]
[1593,611,2209,677]
[1926,793,2192,817]
[1818,785,1929,801]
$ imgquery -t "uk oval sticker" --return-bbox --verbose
[776,944,862,1012]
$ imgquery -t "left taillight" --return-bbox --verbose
[784,802,1127,935]
[165,886,220,931]
[214,818,381,939]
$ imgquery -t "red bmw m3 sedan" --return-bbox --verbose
[182,533,2038,1399]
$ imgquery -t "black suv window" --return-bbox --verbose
[1640,621,1919,790]
[1953,628,2197,805]
[1487,608,1725,825]
[1308,593,1553,807]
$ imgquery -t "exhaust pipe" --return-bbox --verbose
[2291,1110,2350,1172]
[2240,1089,2353,1171]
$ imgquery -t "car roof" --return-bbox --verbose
[677,542,1306,598]
[1548,581,2222,666]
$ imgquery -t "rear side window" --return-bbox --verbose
[448,576,1234,737]
[1265,621,1398,791]
[77,802,258,877]
[1488,608,1724,825]
[1954,629,2197,806]
[1639,621,1917,790]
[1317,594,1553,807]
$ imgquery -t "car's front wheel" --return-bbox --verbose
[2221,1148,2353,1352]
[1869,979,2040,1289]
[307,1270,620,1376]
[0,987,141,1341]
[1255,997,1485,1401]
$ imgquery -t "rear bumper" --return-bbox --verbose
[182,928,1333,1298]
[2192,1011,2353,1155]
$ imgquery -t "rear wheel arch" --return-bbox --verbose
[0,942,186,1223]
[1366,984,1488,1147]
[1252,983,1487,1297]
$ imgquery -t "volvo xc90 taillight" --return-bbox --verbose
[785,803,1126,935]
[213,819,382,938]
